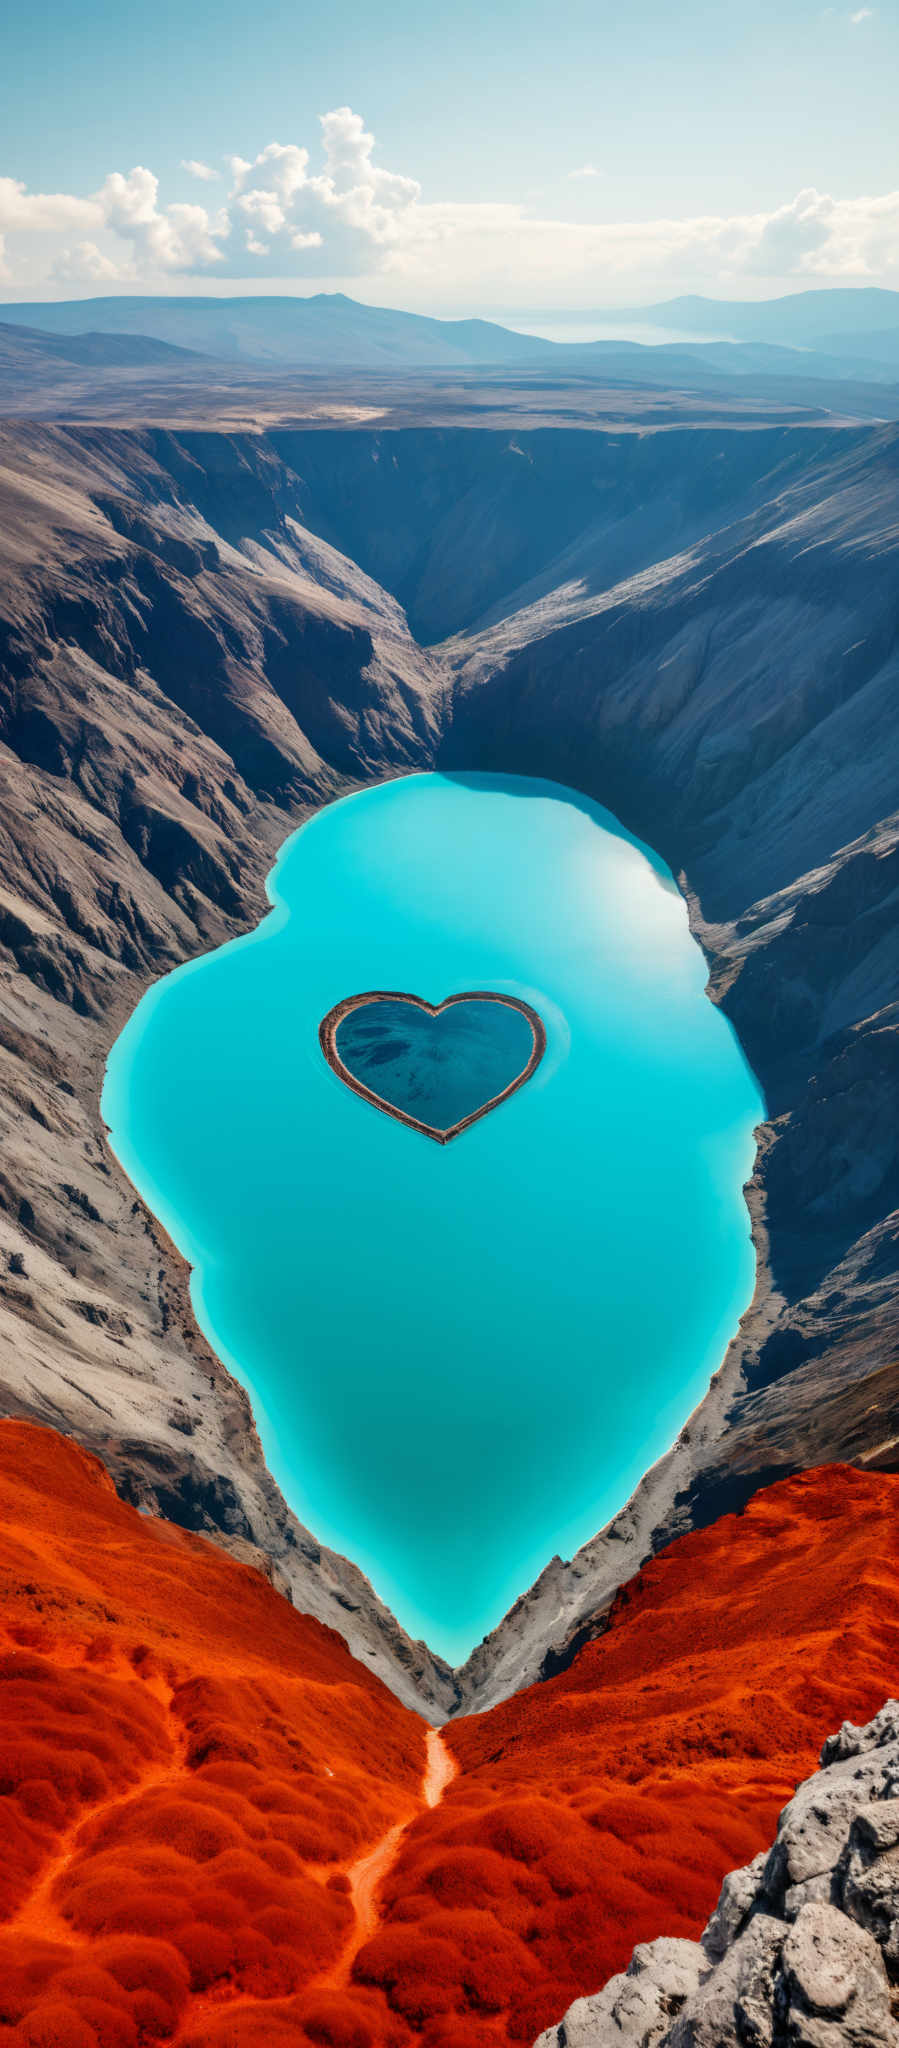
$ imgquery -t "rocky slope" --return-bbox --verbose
[436,422,899,1707]
[0,421,453,1715]
[1,413,898,1716]
[536,1698,899,2048]
[3,1427,899,2047]
[269,422,859,644]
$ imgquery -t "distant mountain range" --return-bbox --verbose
[0,286,897,384]
[0,320,201,369]
[628,286,899,347]
[0,293,553,369]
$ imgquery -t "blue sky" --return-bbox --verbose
[1,0,896,307]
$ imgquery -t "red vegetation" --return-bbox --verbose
[358,1464,899,2043]
[0,1421,424,2047]
[0,1426,898,2048]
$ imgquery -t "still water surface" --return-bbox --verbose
[103,772,763,1661]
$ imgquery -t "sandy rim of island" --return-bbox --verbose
[318,988,547,1144]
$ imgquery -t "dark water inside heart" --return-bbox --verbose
[103,772,763,1661]
[333,997,539,1132]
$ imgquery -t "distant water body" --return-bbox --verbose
[103,774,763,1662]
[506,319,733,347]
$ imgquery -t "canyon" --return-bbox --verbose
[1,406,897,1710]
[0,305,897,2048]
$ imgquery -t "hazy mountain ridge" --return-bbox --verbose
[609,287,899,344]
[0,293,554,368]
[2,288,898,386]
[0,320,202,367]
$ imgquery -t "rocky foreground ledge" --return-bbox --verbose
[536,1700,899,2048]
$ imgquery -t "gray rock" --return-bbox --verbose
[703,1852,768,1960]
[839,1802,899,1948]
[766,1759,890,1893]
[667,1915,785,2047]
[534,1702,899,2048]
[783,1874,835,1922]
[823,1711,899,1767]
[535,1939,705,2048]
[778,1903,894,2045]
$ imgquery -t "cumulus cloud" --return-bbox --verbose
[96,166,226,269]
[738,186,899,278]
[181,159,218,182]
[1,108,898,300]
[0,176,102,233]
[222,109,420,274]
[53,239,124,283]
[850,7,873,19]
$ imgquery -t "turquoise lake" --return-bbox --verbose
[102,772,764,1662]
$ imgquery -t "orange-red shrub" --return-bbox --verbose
[2,1424,899,2048]
[359,1464,899,2042]
[0,1420,425,2045]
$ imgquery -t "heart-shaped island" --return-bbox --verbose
[319,990,546,1142]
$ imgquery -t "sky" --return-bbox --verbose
[1,0,897,311]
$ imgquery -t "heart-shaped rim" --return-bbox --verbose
[319,991,547,1144]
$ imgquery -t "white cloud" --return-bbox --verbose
[220,110,420,275]
[1,109,898,302]
[96,166,226,269]
[568,164,601,180]
[53,239,124,282]
[850,7,873,19]
[738,185,899,278]
[181,159,218,182]
[0,176,102,233]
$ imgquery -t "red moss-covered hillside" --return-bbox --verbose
[1,1423,898,2048]
[0,1419,427,2048]
[359,1465,899,2045]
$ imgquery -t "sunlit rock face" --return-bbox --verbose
[0,417,898,1713]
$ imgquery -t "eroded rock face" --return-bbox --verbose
[2,414,899,1716]
[0,422,453,1716]
[441,423,899,1710]
[534,1702,899,2048]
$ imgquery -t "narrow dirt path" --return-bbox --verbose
[177,1727,459,2036]
[423,1724,457,1806]
[325,1725,458,1988]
